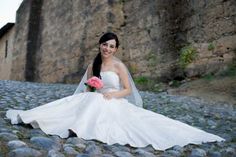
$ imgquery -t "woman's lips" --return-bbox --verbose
[102,51,111,55]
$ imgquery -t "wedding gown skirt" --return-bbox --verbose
[6,71,224,150]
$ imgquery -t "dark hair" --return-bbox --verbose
[92,32,119,78]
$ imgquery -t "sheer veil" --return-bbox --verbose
[73,57,143,108]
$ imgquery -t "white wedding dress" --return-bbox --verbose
[6,71,224,150]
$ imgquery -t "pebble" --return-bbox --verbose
[84,143,102,155]
[8,147,42,157]
[133,148,156,157]
[172,145,184,153]
[64,146,79,155]
[224,147,235,156]
[30,136,61,151]
[190,148,207,157]
[7,140,27,150]
[0,132,18,141]
[114,151,134,157]
[207,151,221,157]
[0,80,235,156]
[76,154,90,157]
[164,149,181,157]
[47,149,65,157]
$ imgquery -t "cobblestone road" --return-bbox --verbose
[0,80,235,157]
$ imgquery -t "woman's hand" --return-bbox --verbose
[103,92,115,100]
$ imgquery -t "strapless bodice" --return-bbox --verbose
[97,71,121,93]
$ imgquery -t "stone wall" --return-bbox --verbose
[35,0,125,83]
[122,0,184,81]
[9,0,236,83]
[0,26,15,80]
[177,0,236,77]
[10,0,32,81]
[122,0,236,80]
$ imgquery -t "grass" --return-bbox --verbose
[203,73,215,81]
[134,76,164,92]
[134,76,149,85]
[208,43,215,51]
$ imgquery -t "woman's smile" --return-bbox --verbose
[100,39,117,58]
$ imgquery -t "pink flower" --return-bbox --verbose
[85,76,103,92]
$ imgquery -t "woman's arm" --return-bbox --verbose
[103,62,131,99]
[87,63,93,79]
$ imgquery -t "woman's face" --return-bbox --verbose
[100,39,117,58]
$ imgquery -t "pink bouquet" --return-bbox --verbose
[85,76,103,92]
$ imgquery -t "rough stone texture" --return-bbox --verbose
[24,0,44,81]
[180,0,236,78]
[185,35,236,77]
[0,25,15,80]
[10,0,31,81]
[7,0,236,83]
[34,0,125,83]
[122,0,181,80]
[122,0,236,80]
[30,136,60,150]
[8,147,42,157]
[7,140,27,150]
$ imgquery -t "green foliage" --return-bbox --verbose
[208,43,215,51]
[179,45,197,68]
[203,73,214,81]
[134,76,149,85]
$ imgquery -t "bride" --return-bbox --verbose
[6,32,224,150]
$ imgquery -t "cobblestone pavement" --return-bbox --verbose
[0,80,235,157]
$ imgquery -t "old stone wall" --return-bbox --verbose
[0,26,15,80]
[10,0,32,81]
[122,0,236,80]
[9,0,236,83]
[35,0,125,83]
[180,0,236,77]
[122,0,184,81]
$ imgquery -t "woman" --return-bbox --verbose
[6,32,224,150]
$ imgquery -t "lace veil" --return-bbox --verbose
[73,57,143,108]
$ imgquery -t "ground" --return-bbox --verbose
[0,79,235,156]
[168,75,236,105]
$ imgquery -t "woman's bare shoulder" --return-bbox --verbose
[114,60,127,74]
[87,63,93,77]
